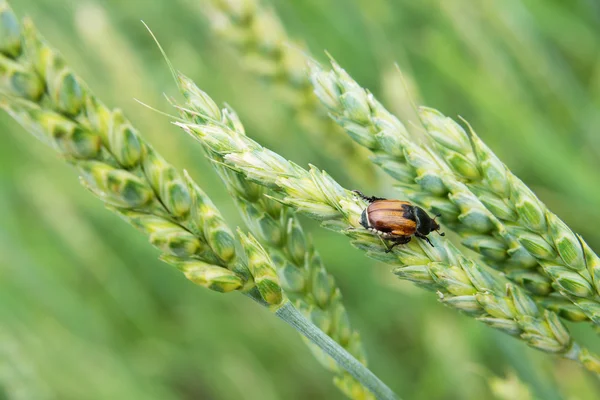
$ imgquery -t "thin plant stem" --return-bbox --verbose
[275,301,399,400]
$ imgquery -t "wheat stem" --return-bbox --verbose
[276,302,398,400]
[172,78,600,375]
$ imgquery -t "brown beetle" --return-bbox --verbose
[353,191,445,251]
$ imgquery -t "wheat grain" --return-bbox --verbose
[172,78,600,375]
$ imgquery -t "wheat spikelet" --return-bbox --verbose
[418,107,600,325]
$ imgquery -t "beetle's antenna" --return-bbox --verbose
[431,214,445,236]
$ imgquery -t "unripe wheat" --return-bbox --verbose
[170,68,373,399]
[172,76,600,375]
[309,59,596,325]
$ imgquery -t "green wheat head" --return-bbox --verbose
[420,108,600,321]
[308,59,600,327]
[202,0,598,332]
[0,1,283,305]
[168,67,373,398]
[4,0,600,397]
[172,77,600,375]
[201,0,376,186]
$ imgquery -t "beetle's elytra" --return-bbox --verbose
[353,191,445,252]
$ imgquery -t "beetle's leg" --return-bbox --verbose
[385,242,399,253]
[385,236,411,253]
[415,232,435,248]
[352,190,386,203]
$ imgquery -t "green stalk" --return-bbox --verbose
[275,302,398,400]
[247,289,398,400]
[170,74,600,375]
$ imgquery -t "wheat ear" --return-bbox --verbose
[0,4,398,398]
[172,80,600,375]
[156,50,375,397]
[200,0,376,185]
[418,107,600,325]
[0,4,266,299]
[308,60,594,324]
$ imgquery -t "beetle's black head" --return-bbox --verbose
[360,208,370,229]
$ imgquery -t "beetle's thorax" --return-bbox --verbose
[414,206,433,235]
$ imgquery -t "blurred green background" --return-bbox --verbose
[2,0,600,399]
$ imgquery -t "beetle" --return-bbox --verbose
[353,190,445,252]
